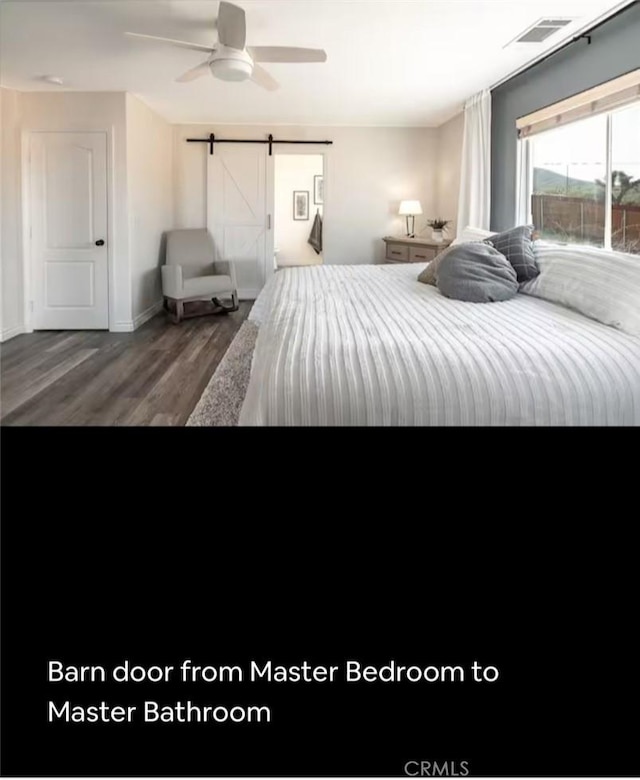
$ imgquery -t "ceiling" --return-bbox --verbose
[0,0,633,127]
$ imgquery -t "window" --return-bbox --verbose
[611,103,640,254]
[518,71,640,255]
[530,114,607,248]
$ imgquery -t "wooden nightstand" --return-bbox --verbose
[382,236,452,264]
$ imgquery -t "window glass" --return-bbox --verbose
[531,114,607,247]
[611,103,640,254]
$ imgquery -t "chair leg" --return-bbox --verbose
[212,293,240,314]
[172,300,184,325]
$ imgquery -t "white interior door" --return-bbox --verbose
[207,145,268,299]
[29,131,109,329]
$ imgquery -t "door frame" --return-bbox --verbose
[266,146,330,280]
[21,129,114,333]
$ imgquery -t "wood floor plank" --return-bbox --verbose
[2,334,104,387]
[1,331,61,362]
[150,413,176,427]
[1,348,100,417]
[1,341,130,426]
[0,304,251,426]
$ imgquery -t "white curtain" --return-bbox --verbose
[456,90,492,238]
[515,138,532,226]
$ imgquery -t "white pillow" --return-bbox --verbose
[521,243,640,336]
[450,226,496,246]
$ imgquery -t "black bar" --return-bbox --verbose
[191,139,265,143]
[272,140,333,145]
[186,136,334,157]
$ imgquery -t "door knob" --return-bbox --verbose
[95,240,105,246]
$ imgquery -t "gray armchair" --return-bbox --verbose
[162,229,238,323]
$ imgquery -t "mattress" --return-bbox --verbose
[239,264,640,426]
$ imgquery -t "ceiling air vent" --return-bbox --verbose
[508,18,574,45]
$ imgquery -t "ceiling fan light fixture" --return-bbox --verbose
[41,75,64,85]
[210,57,253,82]
[127,1,325,91]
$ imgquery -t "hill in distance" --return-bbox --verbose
[533,168,597,195]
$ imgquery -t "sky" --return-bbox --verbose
[532,102,640,183]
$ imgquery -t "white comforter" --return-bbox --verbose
[239,264,640,426]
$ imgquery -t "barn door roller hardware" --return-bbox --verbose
[187,133,333,156]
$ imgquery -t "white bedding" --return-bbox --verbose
[239,264,640,426]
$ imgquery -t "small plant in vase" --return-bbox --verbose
[428,219,451,243]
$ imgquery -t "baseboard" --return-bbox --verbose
[111,296,250,332]
[110,322,135,333]
[1,325,26,342]
[133,300,164,330]
[110,301,164,333]
[1,306,162,339]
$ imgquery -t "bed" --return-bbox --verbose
[238,262,640,426]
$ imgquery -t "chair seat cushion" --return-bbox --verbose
[181,275,234,299]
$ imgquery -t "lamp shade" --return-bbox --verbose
[399,200,423,216]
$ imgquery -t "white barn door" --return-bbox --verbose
[29,131,109,329]
[207,145,268,299]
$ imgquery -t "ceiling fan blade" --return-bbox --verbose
[248,46,327,63]
[125,32,214,54]
[176,61,212,83]
[250,64,280,91]
[217,1,246,50]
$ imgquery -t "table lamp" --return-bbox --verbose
[399,200,422,237]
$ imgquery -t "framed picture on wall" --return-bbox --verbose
[314,175,324,205]
[293,191,310,221]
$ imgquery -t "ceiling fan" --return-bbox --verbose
[125,1,327,91]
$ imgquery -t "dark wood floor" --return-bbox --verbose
[0,303,251,426]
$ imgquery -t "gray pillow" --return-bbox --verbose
[437,243,518,303]
[417,245,457,286]
[484,225,539,282]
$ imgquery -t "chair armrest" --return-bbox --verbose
[162,264,183,299]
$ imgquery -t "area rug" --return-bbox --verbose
[186,321,259,427]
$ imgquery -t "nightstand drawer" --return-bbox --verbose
[410,247,436,263]
[382,237,452,265]
[386,244,409,262]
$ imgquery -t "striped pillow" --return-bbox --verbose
[485,225,539,282]
[521,243,640,336]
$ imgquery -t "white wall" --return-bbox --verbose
[436,111,464,238]
[174,125,439,265]
[2,99,460,340]
[275,154,323,267]
[18,91,131,330]
[0,88,24,341]
[126,94,173,323]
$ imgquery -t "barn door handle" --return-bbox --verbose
[95,240,105,246]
